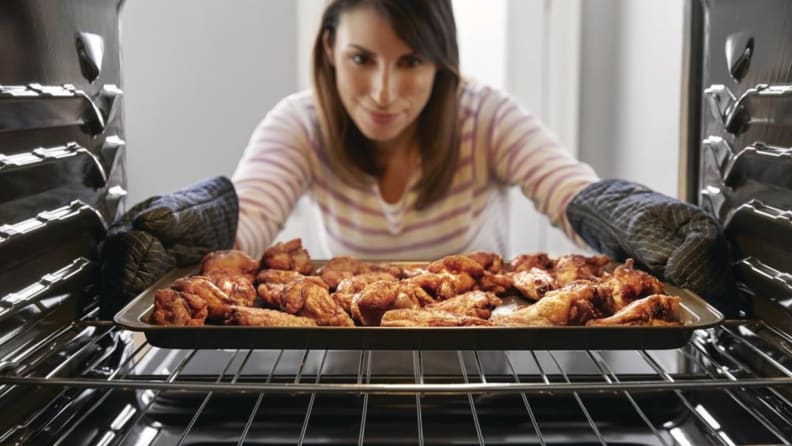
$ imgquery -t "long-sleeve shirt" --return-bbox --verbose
[232,80,599,259]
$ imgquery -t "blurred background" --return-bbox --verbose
[120,0,684,257]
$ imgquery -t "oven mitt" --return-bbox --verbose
[565,179,742,316]
[99,175,238,318]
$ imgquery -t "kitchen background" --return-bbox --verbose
[120,0,684,258]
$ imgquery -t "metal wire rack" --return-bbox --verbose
[1,315,791,446]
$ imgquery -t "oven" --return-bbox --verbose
[1,0,791,445]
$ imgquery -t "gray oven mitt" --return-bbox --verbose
[99,175,238,318]
[565,179,742,315]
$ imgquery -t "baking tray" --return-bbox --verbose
[114,264,725,350]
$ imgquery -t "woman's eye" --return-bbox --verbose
[351,54,370,65]
[402,56,424,68]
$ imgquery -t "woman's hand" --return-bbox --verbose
[566,179,742,315]
[99,176,238,317]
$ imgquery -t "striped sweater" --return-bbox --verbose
[232,80,599,259]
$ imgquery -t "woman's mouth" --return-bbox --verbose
[368,110,398,125]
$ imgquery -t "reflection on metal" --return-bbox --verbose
[724,31,753,82]
[76,32,105,83]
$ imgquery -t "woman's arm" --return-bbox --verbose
[482,87,599,244]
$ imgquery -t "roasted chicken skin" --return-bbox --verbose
[170,276,237,320]
[200,250,259,281]
[317,256,403,289]
[405,272,477,300]
[552,254,610,286]
[586,294,681,326]
[510,253,553,272]
[492,281,614,326]
[380,309,492,327]
[351,280,434,326]
[281,278,354,326]
[596,259,665,309]
[425,290,502,319]
[511,267,558,300]
[261,238,313,274]
[225,305,317,327]
[332,272,399,315]
[150,288,208,326]
[205,273,257,307]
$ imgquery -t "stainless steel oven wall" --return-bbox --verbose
[681,0,792,332]
[0,0,125,439]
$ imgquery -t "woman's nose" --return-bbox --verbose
[371,67,394,107]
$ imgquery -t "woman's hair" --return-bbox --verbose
[312,0,460,209]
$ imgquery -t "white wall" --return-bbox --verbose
[578,0,684,197]
[120,0,297,204]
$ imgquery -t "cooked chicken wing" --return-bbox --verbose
[465,251,505,273]
[281,278,354,326]
[261,238,313,274]
[586,295,682,326]
[491,281,614,326]
[200,250,259,281]
[150,288,208,326]
[317,256,403,289]
[510,253,553,272]
[426,254,485,278]
[255,269,305,285]
[380,308,492,327]
[425,290,502,319]
[553,254,610,286]
[332,272,399,315]
[597,259,665,309]
[351,280,434,326]
[405,272,477,300]
[256,275,328,309]
[224,305,318,327]
[511,267,558,300]
[170,276,236,320]
[205,272,257,307]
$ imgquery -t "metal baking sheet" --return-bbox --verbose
[113,264,725,350]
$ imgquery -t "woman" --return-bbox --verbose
[101,0,737,314]
[232,0,597,261]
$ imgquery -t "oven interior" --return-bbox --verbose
[1,0,792,445]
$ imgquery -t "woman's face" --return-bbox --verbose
[325,5,437,149]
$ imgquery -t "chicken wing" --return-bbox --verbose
[351,280,434,326]
[150,288,208,326]
[511,267,558,300]
[405,272,477,300]
[465,251,505,273]
[205,272,257,307]
[261,238,313,274]
[281,278,354,326]
[597,259,665,309]
[553,254,610,286]
[332,272,399,315]
[425,290,502,319]
[256,269,305,285]
[200,250,259,281]
[426,254,485,278]
[224,305,318,327]
[317,256,403,289]
[380,308,492,327]
[586,295,682,326]
[491,281,614,326]
[510,253,553,272]
[171,276,236,320]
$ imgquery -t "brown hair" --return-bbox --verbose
[312,0,461,209]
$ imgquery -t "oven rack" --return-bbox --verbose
[1,319,791,446]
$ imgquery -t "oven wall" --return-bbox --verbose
[120,0,298,205]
